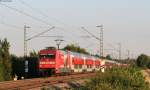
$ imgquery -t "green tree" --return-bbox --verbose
[136,54,150,68]
[29,50,39,57]
[0,38,12,81]
[63,44,89,54]
[11,55,39,79]
[106,54,112,60]
[11,55,25,78]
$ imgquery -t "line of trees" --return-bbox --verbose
[0,38,40,81]
[63,44,90,54]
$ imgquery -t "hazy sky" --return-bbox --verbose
[0,0,150,58]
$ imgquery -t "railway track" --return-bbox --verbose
[0,72,96,90]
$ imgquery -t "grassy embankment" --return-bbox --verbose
[76,66,150,90]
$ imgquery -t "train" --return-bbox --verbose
[38,48,127,76]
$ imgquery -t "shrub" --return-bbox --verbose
[137,54,150,68]
[78,67,150,90]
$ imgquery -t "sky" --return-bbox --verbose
[0,0,150,59]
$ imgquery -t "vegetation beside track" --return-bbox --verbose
[0,38,12,81]
[75,66,150,90]
[137,54,150,68]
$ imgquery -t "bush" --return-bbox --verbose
[78,67,150,90]
[137,54,150,68]
[11,56,39,79]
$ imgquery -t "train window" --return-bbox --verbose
[79,65,82,69]
[90,65,92,68]
[74,65,78,69]
[96,65,99,68]
[40,54,55,59]
[87,65,90,68]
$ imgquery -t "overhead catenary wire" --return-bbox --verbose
[18,0,85,43]
[27,26,55,41]
[18,0,69,26]
[0,3,52,26]
[19,0,99,45]
[0,14,22,29]
[81,27,100,40]
[46,27,81,47]
[1,0,100,42]
[18,0,92,40]
[55,26,80,40]
[0,21,22,29]
[38,35,63,38]
[1,1,101,53]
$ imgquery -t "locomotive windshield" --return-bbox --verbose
[40,54,55,59]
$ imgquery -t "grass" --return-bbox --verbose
[74,66,150,90]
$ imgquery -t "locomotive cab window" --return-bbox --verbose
[40,54,55,59]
